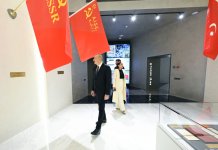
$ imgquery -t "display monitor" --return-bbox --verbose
[106,44,130,84]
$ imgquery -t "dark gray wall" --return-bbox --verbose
[131,11,207,101]
[71,34,88,103]
[160,56,170,84]
[88,59,95,93]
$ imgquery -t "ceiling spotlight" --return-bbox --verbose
[192,11,199,15]
[112,16,116,22]
[155,14,160,21]
[119,34,124,37]
[178,13,184,20]
[125,25,128,28]
[131,15,136,22]
[118,37,122,40]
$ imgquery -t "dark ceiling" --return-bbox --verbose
[101,7,207,42]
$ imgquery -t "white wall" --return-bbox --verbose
[204,59,218,102]
[0,1,73,143]
[131,11,207,101]
[47,64,73,116]
[69,0,207,12]
[0,1,46,143]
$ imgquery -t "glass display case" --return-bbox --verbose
[157,102,218,150]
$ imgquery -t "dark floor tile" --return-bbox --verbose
[74,95,195,104]
[74,96,112,104]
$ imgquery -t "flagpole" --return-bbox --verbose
[7,0,27,19]
[14,0,26,12]
[69,0,96,17]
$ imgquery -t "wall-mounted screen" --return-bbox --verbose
[106,44,130,84]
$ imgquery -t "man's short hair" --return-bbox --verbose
[95,54,103,61]
[116,59,121,62]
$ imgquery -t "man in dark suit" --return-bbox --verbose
[91,54,112,135]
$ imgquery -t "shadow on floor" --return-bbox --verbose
[40,135,90,150]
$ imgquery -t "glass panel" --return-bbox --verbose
[159,102,218,150]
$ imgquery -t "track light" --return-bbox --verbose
[112,16,116,22]
[155,14,160,21]
[131,15,136,22]
[192,11,199,15]
[178,13,184,20]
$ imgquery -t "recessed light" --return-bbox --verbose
[125,25,128,28]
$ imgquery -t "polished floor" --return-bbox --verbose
[0,89,196,150]
[1,103,216,150]
[0,104,160,150]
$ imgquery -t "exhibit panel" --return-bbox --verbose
[157,103,218,150]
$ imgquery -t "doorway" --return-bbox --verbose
[147,54,171,94]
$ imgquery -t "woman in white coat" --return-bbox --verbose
[112,62,126,114]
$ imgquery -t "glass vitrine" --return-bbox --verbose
[157,102,218,150]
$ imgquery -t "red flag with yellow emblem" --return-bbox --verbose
[69,0,109,62]
[26,0,73,72]
[203,0,218,60]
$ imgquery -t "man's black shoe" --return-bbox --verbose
[91,129,101,135]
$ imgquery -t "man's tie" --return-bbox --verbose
[96,66,99,74]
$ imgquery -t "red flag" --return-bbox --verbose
[69,0,109,62]
[203,0,218,60]
[26,0,73,72]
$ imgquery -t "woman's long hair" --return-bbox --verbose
[116,62,121,69]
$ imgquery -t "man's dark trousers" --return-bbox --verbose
[96,96,106,129]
